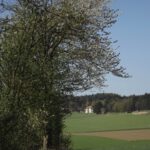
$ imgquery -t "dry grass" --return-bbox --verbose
[73,129,150,141]
[132,111,149,115]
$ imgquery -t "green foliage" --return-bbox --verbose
[69,93,150,113]
[61,134,73,150]
[93,101,103,114]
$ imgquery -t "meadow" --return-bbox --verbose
[65,112,150,150]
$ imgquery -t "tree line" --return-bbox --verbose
[69,93,150,113]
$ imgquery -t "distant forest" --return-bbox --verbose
[69,93,150,113]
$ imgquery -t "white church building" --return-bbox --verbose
[85,106,93,114]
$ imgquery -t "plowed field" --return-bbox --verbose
[73,129,150,141]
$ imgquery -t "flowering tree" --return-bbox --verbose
[0,0,128,149]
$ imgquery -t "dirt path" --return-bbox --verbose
[72,129,150,141]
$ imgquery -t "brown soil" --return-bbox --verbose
[73,129,150,141]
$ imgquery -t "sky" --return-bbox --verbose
[80,0,150,96]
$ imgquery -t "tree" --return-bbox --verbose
[0,0,128,149]
[93,101,103,114]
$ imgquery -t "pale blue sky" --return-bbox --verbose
[81,0,150,96]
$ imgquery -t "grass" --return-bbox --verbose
[65,112,150,150]
[72,135,150,150]
[65,112,150,133]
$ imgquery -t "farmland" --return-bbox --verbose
[65,112,150,150]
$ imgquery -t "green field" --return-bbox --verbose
[72,135,150,150]
[65,112,150,132]
[65,112,150,150]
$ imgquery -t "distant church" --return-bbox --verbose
[85,106,93,114]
